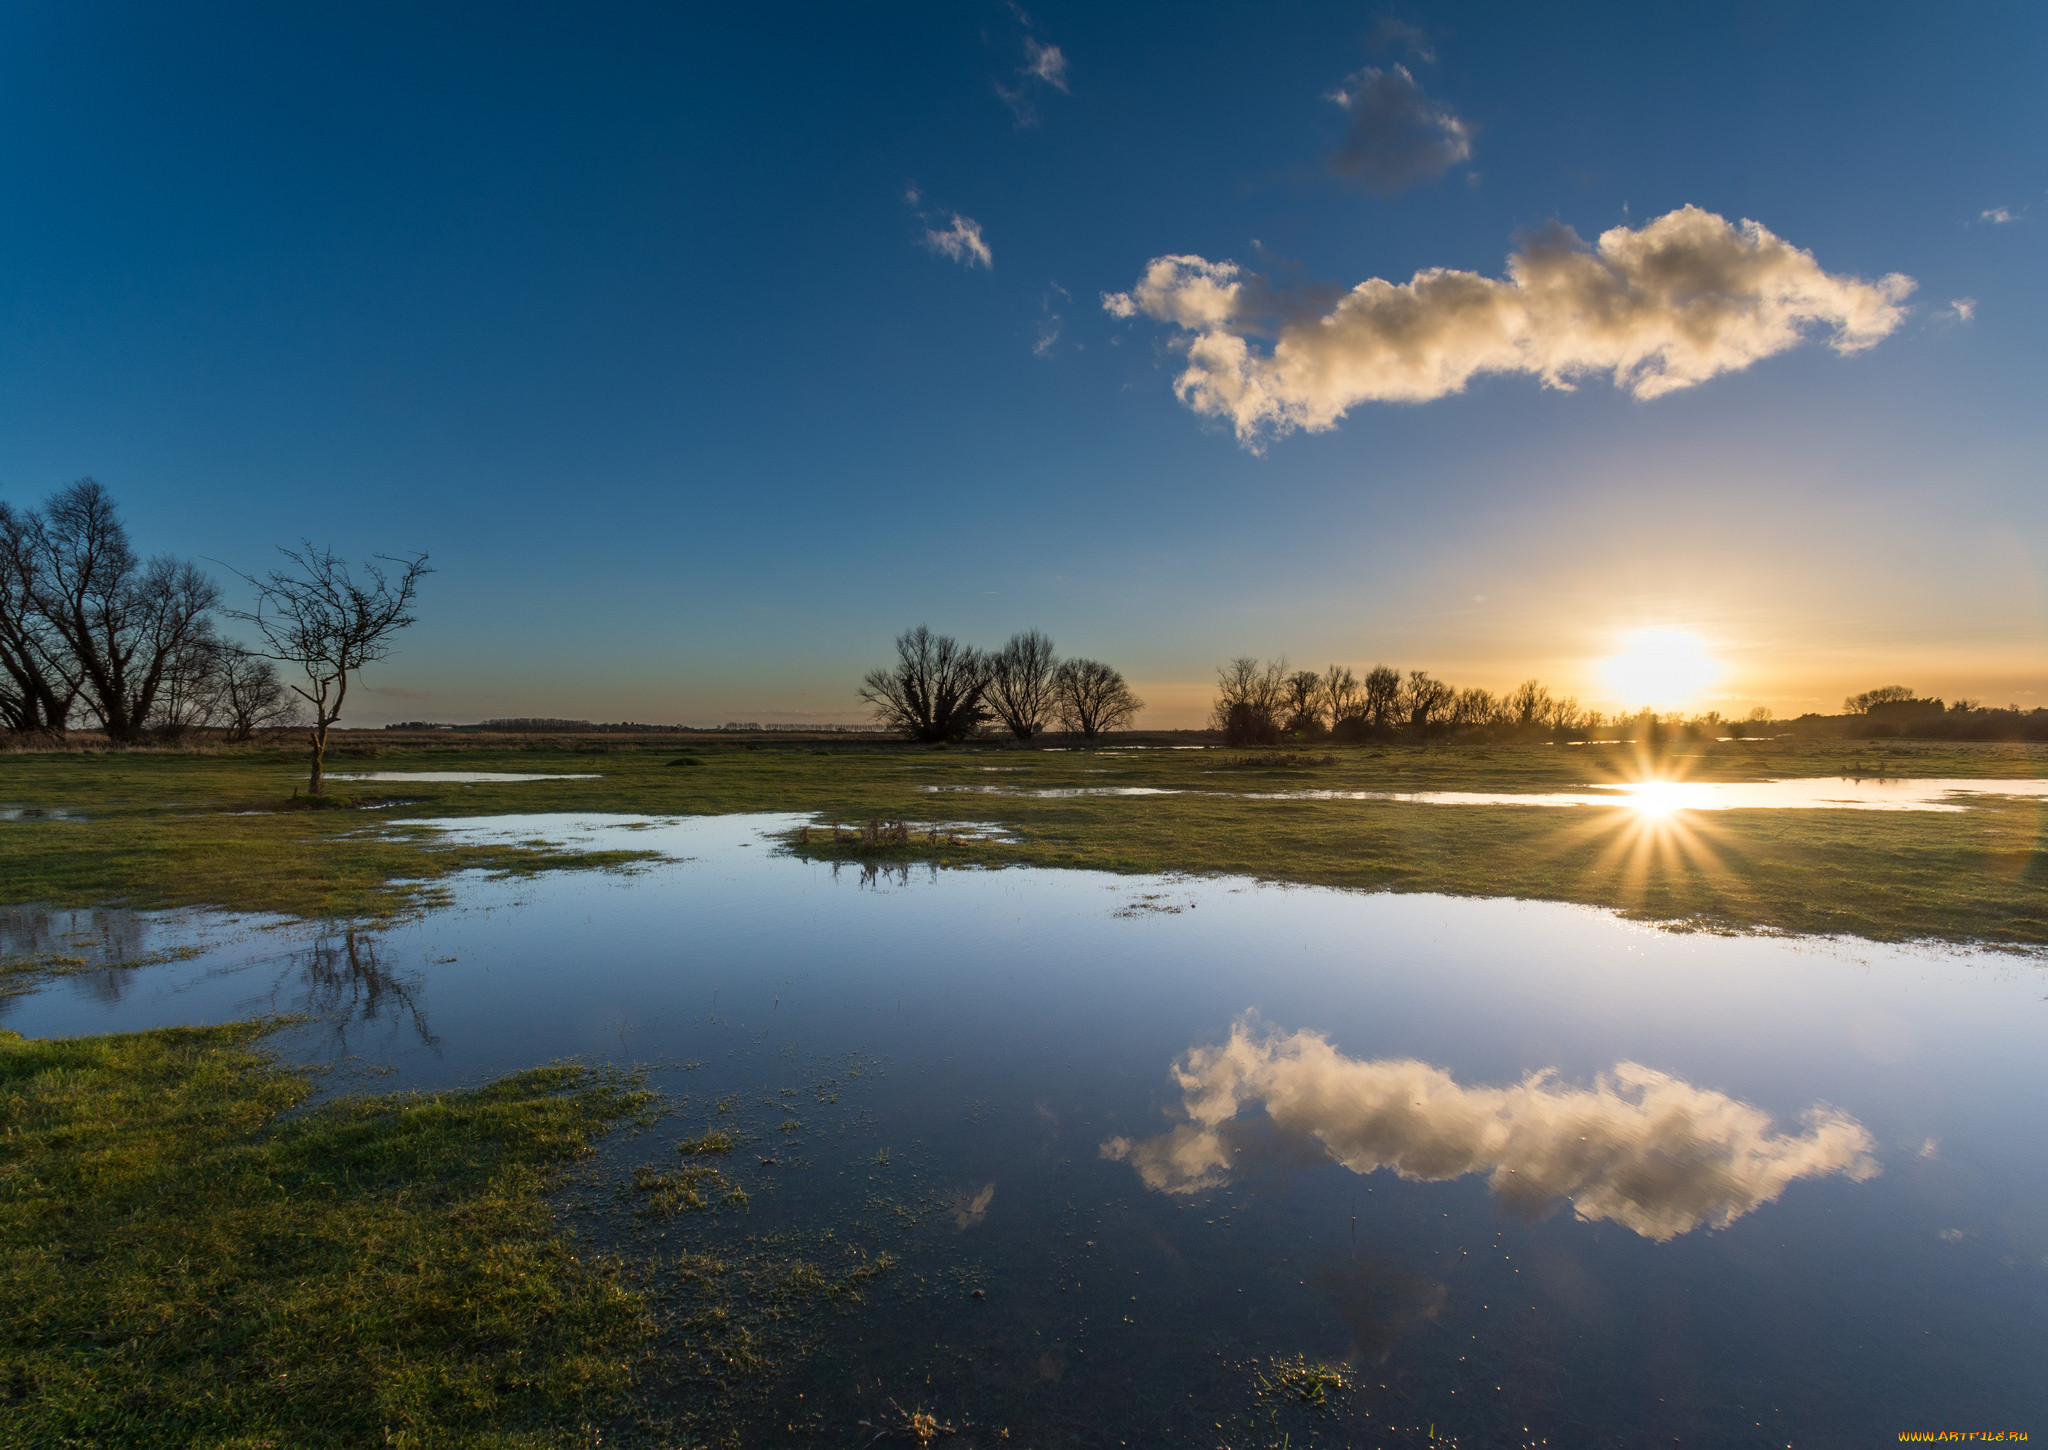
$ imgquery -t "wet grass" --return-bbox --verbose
[2,734,2045,943]
[0,1019,661,1448]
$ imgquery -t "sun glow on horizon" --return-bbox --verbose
[1600,629,1722,712]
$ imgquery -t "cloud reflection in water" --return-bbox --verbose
[1103,1018,1877,1240]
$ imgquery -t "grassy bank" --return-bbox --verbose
[2,734,2045,944]
[0,1020,659,1448]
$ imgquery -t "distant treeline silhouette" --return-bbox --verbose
[860,626,1141,743]
[1211,659,2048,744]
[1213,657,1638,745]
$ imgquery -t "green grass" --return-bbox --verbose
[3,733,2046,944]
[0,1020,662,1449]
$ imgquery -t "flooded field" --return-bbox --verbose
[5,812,2044,1445]
[925,775,2048,813]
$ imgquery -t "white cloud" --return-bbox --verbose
[1946,297,1977,323]
[1103,206,1915,446]
[1981,206,2015,224]
[1327,64,1472,194]
[1024,38,1068,91]
[1102,1018,1880,1240]
[921,213,993,270]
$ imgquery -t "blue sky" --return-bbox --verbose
[2,2,2042,724]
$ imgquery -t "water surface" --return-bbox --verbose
[924,775,2048,813]
[5,813,2042,1445]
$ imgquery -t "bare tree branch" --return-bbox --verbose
[1053,658,1143,740]
[985,630,1059,741]
[858,626,990,743]
[227,542,432,793]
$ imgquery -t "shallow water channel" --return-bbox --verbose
[6,812,2045,1445]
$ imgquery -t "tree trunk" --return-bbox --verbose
[308,717,329,794]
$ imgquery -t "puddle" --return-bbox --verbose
[326,771,604,783]
[923,776,2048,812]
[0,806,82,821]
[4,812,2044,1442]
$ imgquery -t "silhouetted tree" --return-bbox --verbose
[147,631,230,739]
[1363,664,1402,730]
[231,543,431,793]
[1450,686,1498,727]
[1211,656,1287,746]
[1053,658,1143,739]
[214,648,299,741]
[0,500,79,734]
[21,481,220,742]
[1323,665,1363,730]
[1844,685,1915,714]
[1505,679,1552,728]
[985,629,1059,740]
[859,625,990,744]
[1283,670,1327,737]
[1404,670,1454,729]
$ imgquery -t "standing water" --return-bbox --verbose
[4,812,2042,1446]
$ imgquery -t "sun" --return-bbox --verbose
[1600,628,1720,712]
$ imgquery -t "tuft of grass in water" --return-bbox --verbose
[674,1127,736,1156]
[0,1020,660,1448]
[632,1163,742,1216]
[1254,1354,1354,1410]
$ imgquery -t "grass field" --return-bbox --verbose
[0,1020,660,1448]
[2,730,2045,946]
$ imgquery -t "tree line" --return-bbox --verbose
[859,626,1142,742]
[1209,657,1628,744]
[2,478,430,792]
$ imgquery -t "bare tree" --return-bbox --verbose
[1362,664,1403,730]
[859,625,990,743]
[1323,665,1363,731]
[1053,658,1143,740]
[0,501,79,734]
[1211,656,1287,746]
[230,543,432,793]
[147,630,230,740]
[1505,678,1552,729]
[1404,670,1454,729]
[1450,686,1498,727]
[215,649,300,741]
[24,481,220,742]
[984,629,1059,741]
[1283,669,1326,737]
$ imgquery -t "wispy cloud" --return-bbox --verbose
[1980,206,2016,224]
[996,18,1071,125]
[1024,37,1068,91]
[1103,205,1915,447]
[921,213,993,270]
[1943,296,1977,323]
[1102,1018,1880,1241]
[1033,281,1071,357]
[1327,63,1472,194]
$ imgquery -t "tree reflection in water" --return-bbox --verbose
[0,906,152,1005]
[295,929,439,1049]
